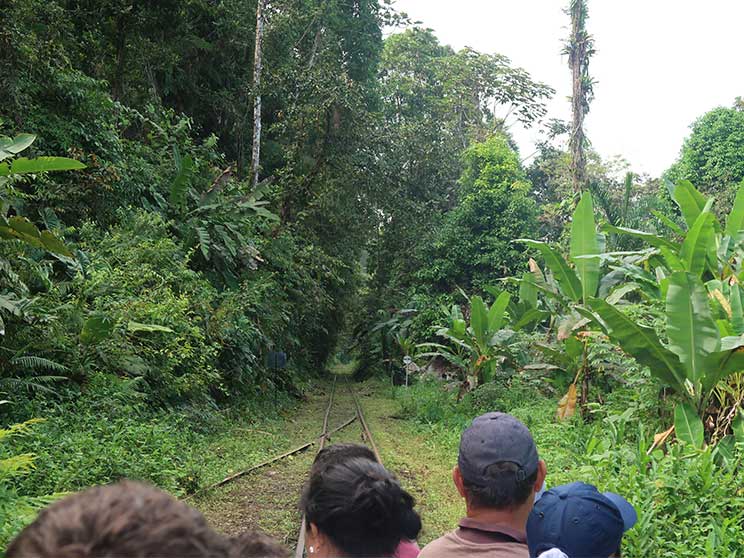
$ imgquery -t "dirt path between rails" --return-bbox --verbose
[192,379,463,551]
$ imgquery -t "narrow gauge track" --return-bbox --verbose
[294,377,383,558]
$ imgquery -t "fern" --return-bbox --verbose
[10,356,68,372]
[196,226,211,259]
[0,419,45,446]
[0,376,66,395]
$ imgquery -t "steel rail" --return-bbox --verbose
[295,377,337,557]
[348,384,382,464]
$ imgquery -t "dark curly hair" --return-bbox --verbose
[300,457,417,556]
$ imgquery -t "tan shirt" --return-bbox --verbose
[419,519,529,558]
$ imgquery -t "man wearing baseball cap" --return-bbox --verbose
[526,482,637,558]
[419,412,547,558]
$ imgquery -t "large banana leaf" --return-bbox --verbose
[487,292,510,333]
[679,203,715,277]
[724,181,744,238]
[674,402,704,449]
[659,247,685,272]
[570,192,600,301]
[7,157,86,175]
[703,348,744,392]
[652,210,685,236]
[0,216,73,257]
[520,240,582,302]
[731,285,744,335]
[673,180,708,230]
[519,272,538,308]
[665,272,720,386]
[512,308,550,330]
[0,133,36,161]
[470,296,489,351]
[584,298,685,390]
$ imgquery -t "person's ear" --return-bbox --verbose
[453,465,467,498]
[534,460,547,493]
[306,523,320,555]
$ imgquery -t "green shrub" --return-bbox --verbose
[75,211,220,402]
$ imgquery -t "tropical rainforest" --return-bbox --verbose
[2,1,744,555]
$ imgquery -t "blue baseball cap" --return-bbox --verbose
[527,482,637,558]
[458,412,539,486]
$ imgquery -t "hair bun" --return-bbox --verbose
[352,476,399,528]
[399,507,422,540]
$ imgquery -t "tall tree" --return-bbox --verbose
[250,0,265,186]
[564,0,595,193]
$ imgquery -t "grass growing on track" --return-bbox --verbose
[193,377,465,547]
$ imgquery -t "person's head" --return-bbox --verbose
[6,480,230,558]
[454,412,546,515]
[301,456,417,557]
[308,443,422,542]
[310,443,377,476]
[526,482,638,558]
[229,530,289,558]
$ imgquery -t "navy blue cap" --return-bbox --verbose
[527,482,637,558]
[458,412,539,486]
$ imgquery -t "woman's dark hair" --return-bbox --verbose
[301,457,417,556]
[307,444,422,543]
[310,443,377,476]
[399,507,422,541]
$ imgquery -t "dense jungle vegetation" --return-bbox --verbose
[2,0,744,554]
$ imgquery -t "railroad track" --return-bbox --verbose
[294,377,382,558]
[186,375,380,555]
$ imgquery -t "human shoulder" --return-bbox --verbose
[419,531,528,558]
[418,531,459,558]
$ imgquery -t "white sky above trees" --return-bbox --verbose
[389,0,744,177]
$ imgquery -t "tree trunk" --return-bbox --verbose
[567,0,593,194]
[250,0,265,189]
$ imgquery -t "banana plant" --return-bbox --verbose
[514,191,637,342]
[0,134,83,256]
[0,134,84,337]
[487,269,551,332]
[419,292,517,390]
[605,179,744,287]
[579,271,744,441]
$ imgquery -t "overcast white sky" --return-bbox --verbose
[389,0,744,177]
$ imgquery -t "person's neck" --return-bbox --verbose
[466,502,531,533]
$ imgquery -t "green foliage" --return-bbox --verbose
[570,192,601,300]
[416,136,539,294]
[1,375,297,547]
[674,402,704,449]
[0,417,53,550]
[666,103,744,205]
[519,191,604,307]
[421,292,518,389]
